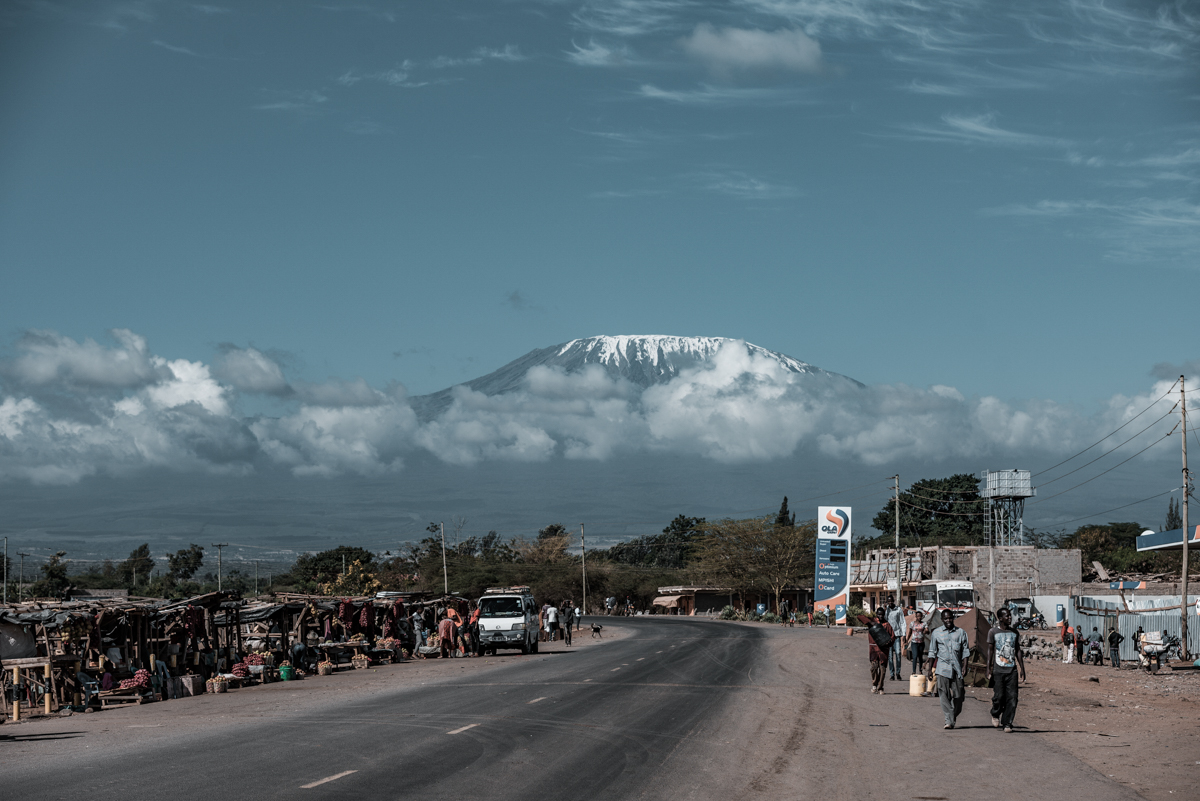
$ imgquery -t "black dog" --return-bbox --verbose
[590,623,603,638]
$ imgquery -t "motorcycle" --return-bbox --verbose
[1086,639,1105,666]
[1138,632,1181,673]
[1016,613,1047,631]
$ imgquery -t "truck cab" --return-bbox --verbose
[476,586,539,655]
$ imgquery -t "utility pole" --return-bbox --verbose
[3,536,7,604]
[212,543,228,592]
[893,475,901,606]
[580,523,588,615]
[17,552,27,601]
[342,552,346,576]
[1181,376,1191,660]
[255,561,259,596]
[440,522,448,595]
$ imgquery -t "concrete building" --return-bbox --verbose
[850,545,1082,612]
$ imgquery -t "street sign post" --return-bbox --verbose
[814,506,851,625]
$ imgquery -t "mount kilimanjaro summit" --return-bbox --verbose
[411,335,862,420]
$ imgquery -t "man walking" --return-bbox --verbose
[887,600,907,680]
[1107,627,1124,669]
[926,609,970,729]
[856,611,894,695]
[987,607,1026,733]
[1061,625,1075,663]
[546,603,559,642]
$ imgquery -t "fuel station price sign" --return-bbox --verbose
[814,506,851,624]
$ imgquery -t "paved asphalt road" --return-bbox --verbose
[4,618,1142,800]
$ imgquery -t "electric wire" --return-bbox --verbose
[1032,379,1178,478]
[1035,405,1177,489]
[1029,427,1177,505]
[1049,487,1179,528]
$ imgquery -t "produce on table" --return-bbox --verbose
[118,668,152,691]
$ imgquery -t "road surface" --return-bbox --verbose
[3,618,1140,800]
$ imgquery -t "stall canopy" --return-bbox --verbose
[1137,526,1200,552]
[652,595,682,608]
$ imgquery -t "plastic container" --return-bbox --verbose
[909,674,927,696]
[279,666,296,681]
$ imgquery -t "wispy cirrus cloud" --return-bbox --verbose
[254,90,329,113]
[900,112,1067,148]
[566,39,635,67]
[152,40,198,57]
[637,83,802,105]
[985,197,1200,262]
[698,170,800,200]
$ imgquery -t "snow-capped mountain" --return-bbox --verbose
[411,335,860,419]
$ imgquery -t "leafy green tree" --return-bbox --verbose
[601,514,706,569]
[538,523,569,541]
[30,551,70,598]
[284,546,376,592]
[167,544,205,581]
[120,544,155,588]
[868,474,986,547]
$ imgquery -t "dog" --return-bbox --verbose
[590,623,603,639]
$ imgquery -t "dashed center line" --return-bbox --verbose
[302,771,358,789]
[611,667,621,672]
[528,697,547,704]
[447,723,480,735]
[636,658,644,661]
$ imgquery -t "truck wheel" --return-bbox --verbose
[520,639,530,655]
[532,638,539,654]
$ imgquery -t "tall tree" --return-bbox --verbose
[167,544,205,581]
[30,551,70,598]
[1165,496,1182,531]
[120,544,155,587]
[869,474,986,547]
[774,497,796,529]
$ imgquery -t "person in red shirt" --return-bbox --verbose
[857,611,894,695]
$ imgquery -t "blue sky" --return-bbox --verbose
[2,1,1197,401]
[1,2,1199,560]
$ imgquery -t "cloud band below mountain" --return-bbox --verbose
[0,329,1181,484]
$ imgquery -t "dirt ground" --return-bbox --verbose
[991,631,1200,801]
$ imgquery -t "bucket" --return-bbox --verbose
[909,674,927,696]
[279,666,296,681]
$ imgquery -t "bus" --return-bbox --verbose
[914,580,975,617]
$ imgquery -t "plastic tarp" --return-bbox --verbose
[0,623,37,660]
[652,595,682,608]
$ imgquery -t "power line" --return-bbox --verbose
[1029,428,1177,506]
[1033,380,1178,478]
[1049,487,1179,528]
[1036,406,1177,488]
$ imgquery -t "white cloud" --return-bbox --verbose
[0,330,1189,484]
[637,83,796,104]
[900,112,1066,148]
[567,40,633,67]
[681,24,822,74]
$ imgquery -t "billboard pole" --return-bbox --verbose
[1181,376,1191,661]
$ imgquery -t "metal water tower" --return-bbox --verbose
[981,469,1036,546]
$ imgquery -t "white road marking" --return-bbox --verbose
[528,697,547,704]
[636,658,644,661]
[302,770,358,788]
[447,723,480,735]
[611,667,621,672]
[584,678,592,682]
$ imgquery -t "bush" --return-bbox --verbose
[719,605,741,620]
[760,612,782,624]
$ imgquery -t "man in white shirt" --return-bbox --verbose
[546,604,560,642]
[887,601,908,680]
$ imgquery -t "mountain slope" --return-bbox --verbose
[410,335,860,420]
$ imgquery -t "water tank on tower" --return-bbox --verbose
[981,469,1036,546]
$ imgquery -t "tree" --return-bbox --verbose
[602,515,705,569]
[1165,497,1182,531]
[538,523,569,541]
[869,474,986,547]
[285,546,376,591]
[751,519,816,612]
[167,544,205,581]
[120,544,155,588]
[774,497,795,529]
[320,560,383,596]
[30,551,70,598]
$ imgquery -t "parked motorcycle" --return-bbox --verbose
[1086,639,1105,666]
[1016,613,1047,631]
[1138,632,1181,673]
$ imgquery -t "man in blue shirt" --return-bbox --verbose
[887,600,907,680]
[987,607,1026,733]
[925,609,970,729]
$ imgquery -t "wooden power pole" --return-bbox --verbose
[1182,376,1191,660]
[893,475,901,606]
